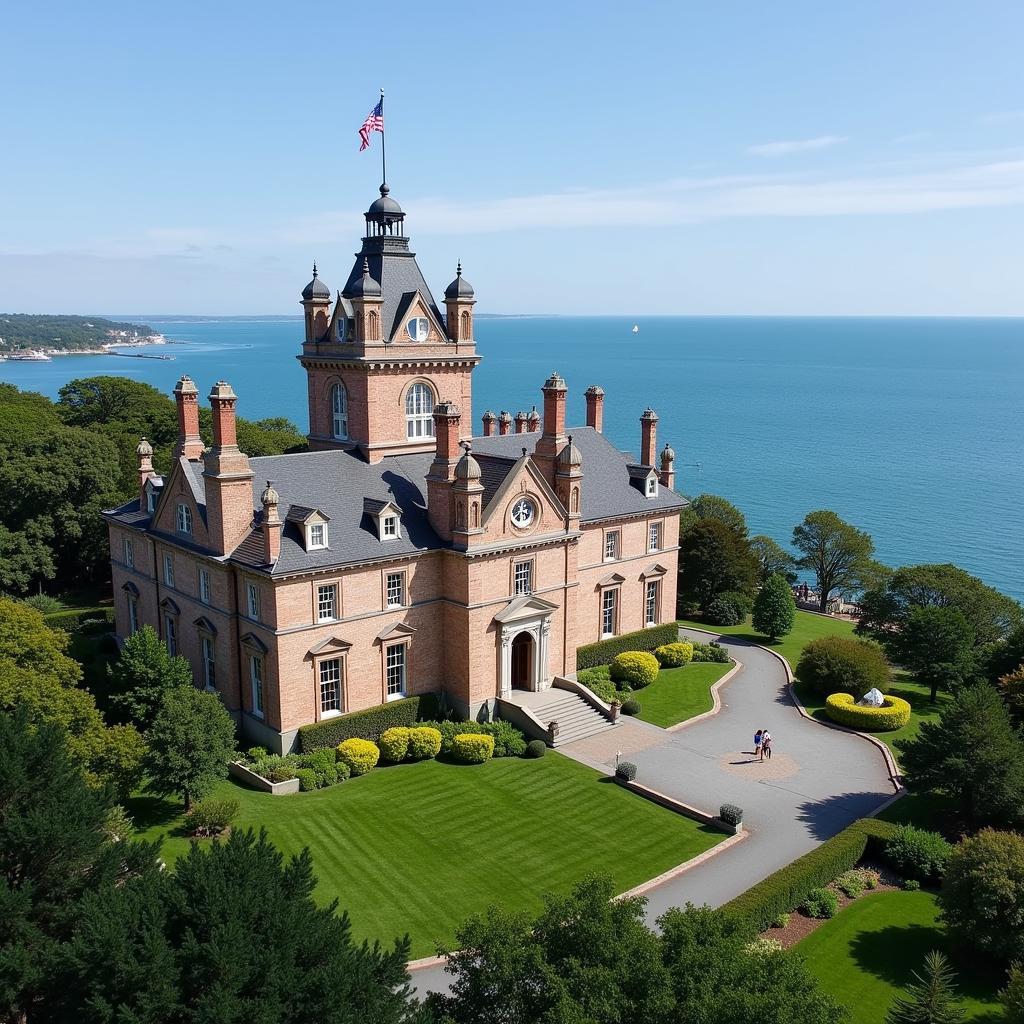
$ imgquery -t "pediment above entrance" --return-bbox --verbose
[493,593,559,625]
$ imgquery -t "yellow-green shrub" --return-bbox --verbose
[451,733,494,764]
[654,642,694,668]
[407,726,442,760]
[378,727,411,762]
[336,737,380,775]
[610,651,660,689]
[824,692,911,732]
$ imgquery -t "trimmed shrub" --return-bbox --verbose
[835,871,867,898]
[295,768,317,792]
[723,817,899,932]
[655,641,694,667]
[576,623,679,670]
[621,697,641,716]
[771,912,790,929]
[824,692,911,731]
[803,888,839,919]
[378,727,411,763]
[796,635,890,697]
[525,739,546,759]
[407,726,442,760]
[185,797,238,837]
[615,761,637,782]
[336,737,380,776]
[583,675,620,705]
[487,720,527,758]
[692,640,731,664]
[451,733,494,764]
[610,651,659,689]
[334,760,351,781]
[42,606,115,633]
[297,693,440,751]
[883,825,952,883]
[719,803,744,826]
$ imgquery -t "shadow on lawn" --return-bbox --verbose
[124,794,185,834]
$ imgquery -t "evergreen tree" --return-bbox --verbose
[891,605,977,703]
[145,685,237,809]
[1000,962,1024,1023]
[885,950,964,1023]
[898,684,1024,830]
[752,572,796,641]
[109,624,193,729]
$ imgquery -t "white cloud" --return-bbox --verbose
[980,110,1024,124]
[747,135,848,157]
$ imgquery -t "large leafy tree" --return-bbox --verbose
[0,709,154,1024]
[145,685,237,809]
[858,563,1023,650]
[109,624,194,729]
[792,510,875,612]
[65,829,418,1024]
[898,684,1024,831]
[58,376,179,445]
[885,950,964,1024]
[988,624,1024,684]
[751,534,797,585]
[679,493,749,538]
[678,519,759,612]
[889,605,977,703]
[752,572,796,641]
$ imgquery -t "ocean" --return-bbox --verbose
[3,315,1022,602]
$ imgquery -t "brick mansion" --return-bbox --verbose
[104,184,685,752]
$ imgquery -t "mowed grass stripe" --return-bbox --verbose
[133,753,721,957]
[634,662,732,728]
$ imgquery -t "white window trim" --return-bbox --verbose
[318,657,343,718]
[384,642,407,701]
[250,655,265,719]
[385,571,406,609]
[164,613,177,656]
[247,582,260,621]
[513,559,533,596]
[645,579,660,628]
[127,596,139,635]
[123,537,134,569]
[317,583,338,622]
[646,476,658,498]
[603,529,620,562]
[331,383,349,440]
[649,521,662,553]
[405,382,435,439]
[380,514,400,541]
[176,503,193,535]
[199,568,212,605]
[601,588,619,639]
[163,554,174,588]
[307,522,328,550]
[202,635,217,691]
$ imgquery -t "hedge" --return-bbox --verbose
[44,607,115,634]
[298,693,441,751]
[824,692,911,732]
[723,817,899,933]
[577,624,679,670]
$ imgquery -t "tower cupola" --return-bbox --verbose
[301,262,331,301]
[364,184,406,238]
[444,261,475,300]
[445,261,476,343]
[349,257,382,298]
[301,262,332,343]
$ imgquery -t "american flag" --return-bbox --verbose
[359,99,384,151]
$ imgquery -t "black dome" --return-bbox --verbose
[302,263,331,301]
[368,183,403,217]
[444,261,475,300]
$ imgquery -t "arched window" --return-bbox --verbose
[571,486,580,514]
[331,384,348,440]
[405,383,435,439]
[460,310,471,338]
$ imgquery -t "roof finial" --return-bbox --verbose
[362,256,370,275]
[456,260,462,277]
[522,447,528,458]
[312,261,318,277]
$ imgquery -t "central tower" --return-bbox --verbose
[299,184,479,463]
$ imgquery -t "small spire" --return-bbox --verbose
[456,260,462,277]
[312,261,318,277]
[522,447,528,458]
[362,257,370,275]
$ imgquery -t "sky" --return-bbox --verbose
[1,1,1023,316]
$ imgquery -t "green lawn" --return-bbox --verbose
[634,662,733,728]
[797,890,1002,1022]
[129,753,722,958]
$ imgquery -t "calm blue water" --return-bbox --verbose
[3,315,1023,601]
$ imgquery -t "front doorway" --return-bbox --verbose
[511,632,534,690]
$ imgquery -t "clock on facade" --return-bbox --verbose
[510,498,535,528]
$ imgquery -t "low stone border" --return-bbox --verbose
[617,829,747,900]
[665,658,742,733]
[228,761,300,795]
[614,776,739,834]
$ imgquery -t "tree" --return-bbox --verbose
[986,624,1024,683]
[939,829,1024,964]
[679,493,749,539]
[891,606,977,703]
[678,519,758,613]
[0,709,154,1023]
[792,510,875,612]
[859,563,1023,650]
[1000,962,1024,1023]
[997,665,1024,728]
[109,624,194,729]
[57,375,179,446]
[65,829,418,1024]
[751,534,797,585]
[796,635,890,697]
[145,685,237,809]
[752,572,796,641]
[885,950,964,1023]
[898,684,1024,831]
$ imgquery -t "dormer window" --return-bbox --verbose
[286,506,332,553]
[308,523,328,549]
[406,317,429,342]
[646,476,658,498]
[176,503,193,535]
[382,515,399,539]
[364,498,402,542]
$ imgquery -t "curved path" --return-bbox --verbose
[409,630,895,995]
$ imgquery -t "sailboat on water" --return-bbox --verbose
[631,324,639,334]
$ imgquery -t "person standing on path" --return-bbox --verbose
[753,729,763,758]
[761,730,772,760]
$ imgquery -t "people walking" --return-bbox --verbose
[753,729,763,758]
[761,729,772,760]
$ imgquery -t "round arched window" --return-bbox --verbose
[405,383,435,439]
[331,384,348,440]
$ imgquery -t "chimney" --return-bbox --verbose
[659,444,676,490]
[426,402,462,541]
[527,407,540,432]
[261,481,282,564]
[534,371,568,482]
[173,375,205,460]
[584,385,605,433]
[482,410,496,437]
[203,381,254,556]
[498,411,512,435]
[136,437,155,509]
[640,408,658,467]
[514,410,528,434]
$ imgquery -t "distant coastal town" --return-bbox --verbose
[0,313,169,360]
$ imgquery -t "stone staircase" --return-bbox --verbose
[530,687,619,746]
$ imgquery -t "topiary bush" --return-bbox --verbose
[378,726,411,763]
[185,797,239,837]
[407,726,442,760]
[487,720,527,758]
[336,737,380,776]
[451,733,494,764]
[719,803,744,827]
[525,739,547,759]
[824,692,911,731]
[803,888,839,919]
[295,767,317,792]
[654,641,694,667]
[610,651,660,689]
[417,720,485,754]
[796,635,891,697]
[615,761,637,782]
[883,825,952,883]
[576,623,679,670]
[692,640,731,664]
[621,697,641,716]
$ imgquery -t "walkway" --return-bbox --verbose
[409,629,894,995]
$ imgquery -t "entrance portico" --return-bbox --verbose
[494,594,558,695]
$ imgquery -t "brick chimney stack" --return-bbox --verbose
[136,437,155,509]
[261,481,282,564]
[203,381,254,555]
[535,371,568,483]
[514,410,528,434]
[659,444,676,491]
[482,410,496,436]
[640,408,658,467]
[173,375,205,460]
[426,401,462,541]
[584,385,605,433]
[498,411,512,435]
[528,407,540,432]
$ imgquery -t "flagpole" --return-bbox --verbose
[379,88,386,185]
